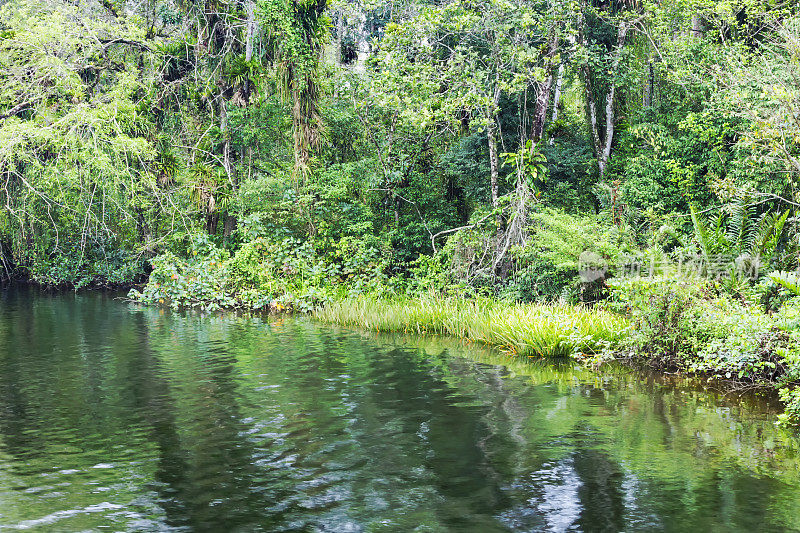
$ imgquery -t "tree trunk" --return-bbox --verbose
[243,0,255,180]
[486,85,502,208]
[691,14,704,39]
[487,117,500,208]
[532,73,554,143]
[577,3,602,168]
[583,71,602,162]
[206,212,219,235]
[335,10,344,65]
[578,16,633,179]
[597,21,631,178]
[135,207,152,252]
[220,99,232,179]
[223,214,237,238]
[549,63,564,146]
[577,2,635,178]
[598,91,615,177]
[245,0,255,62]
[532,33,560,143]
[220,96,238,234]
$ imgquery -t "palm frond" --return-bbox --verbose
[690,204,713,260]
[756,209,790,260]
[770,270,800,296]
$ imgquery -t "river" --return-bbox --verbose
[0,287,798,531]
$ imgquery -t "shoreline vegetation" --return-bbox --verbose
[122,241,800,426]
[313,288,800,425]
[12,273,800,425]
[315,297,627,359]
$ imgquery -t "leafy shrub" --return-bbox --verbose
[128,242,234,311]
[26,236,144,289]
[131,233,395,312]
[778,387,800,426]
[608,277,713,367]
[413,207,636,302]
[525,208,634,273]
[500,256,577,303]
[509,208,636,302]
[770,271,800,297]
[690,301,792,382]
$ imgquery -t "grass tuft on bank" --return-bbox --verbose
[315,297,629,358]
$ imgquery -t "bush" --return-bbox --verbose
[131,233,396,312]
[128,239,234,311]
[609,275,800,424]
[778,387,800,426]
[690,300,793,382]
[410,207,637,303]
[608,276,713,367]
[26,237,144,289]
[500,256,577,303]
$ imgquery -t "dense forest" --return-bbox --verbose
[2,0,800,421]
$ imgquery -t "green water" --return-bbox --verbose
[0,287,798,532]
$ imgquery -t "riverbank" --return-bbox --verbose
[314,288,800,427]
[315,296,627,358]
[118,237,800,427]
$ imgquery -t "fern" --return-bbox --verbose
[769,271,800,296]
[757,209,790,260]
[690,204,713,261]
[690,204,729,261]
[726,197,747,252]
[692,202,791,263]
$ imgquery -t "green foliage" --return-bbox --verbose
[609,277,714,366]
[228,234,393,310]
[501,141,548,196]
[508,209,635,302]
[779,387,800,426]
[29,239,144,289]
[131,233,395,312]
[501,256,577,303]
[129,236,234,311]
[689,301,795,383]
[0,0,163,285]
[769,271,800,297]
[615,109,735,214]
[316,296,629,358]
[540,135,596,211]
[407,207,637,303]
[525,209,632,274]
[610,275,800,424]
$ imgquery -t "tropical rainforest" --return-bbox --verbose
[2,0,800,422]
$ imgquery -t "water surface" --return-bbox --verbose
[0,287,798,531]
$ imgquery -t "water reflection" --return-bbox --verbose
[0,287,797,531]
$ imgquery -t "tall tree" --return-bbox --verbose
[376,0,550,208]
[576,0,643,178]
[260,0,329,185]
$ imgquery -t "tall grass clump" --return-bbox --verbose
[315,297,629,358]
